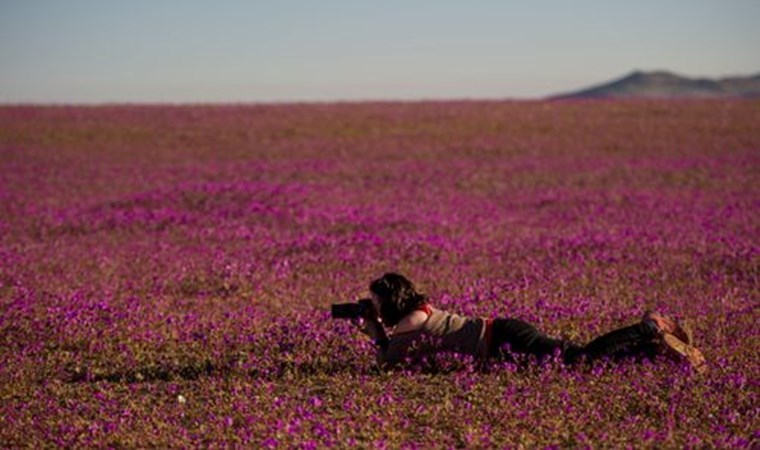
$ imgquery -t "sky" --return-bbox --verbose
[1,1,759,103]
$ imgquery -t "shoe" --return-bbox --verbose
[661,333,707,373]
[642,310,691,344]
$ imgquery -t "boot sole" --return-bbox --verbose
[662,333,707,373]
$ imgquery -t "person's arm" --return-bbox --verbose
[354,301,389,349]
[351,301,403,367]
[375,334,409,368]
[352,301,428,368]
[360,318,389,349]
[357,319,423,368]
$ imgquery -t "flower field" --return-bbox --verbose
[0,100,757,448]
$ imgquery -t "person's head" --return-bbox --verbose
[369,272,427,327]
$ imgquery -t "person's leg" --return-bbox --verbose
[576,320,659,363]
[489,317,662,365]
[489,318,581,363]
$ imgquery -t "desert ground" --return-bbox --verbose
[1,100,757,447]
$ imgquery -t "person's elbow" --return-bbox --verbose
[375,350,402,370]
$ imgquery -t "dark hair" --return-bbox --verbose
[369,273,427,327]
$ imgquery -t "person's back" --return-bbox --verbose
[378,306,489,367]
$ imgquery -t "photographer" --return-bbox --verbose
[338,273,706,372]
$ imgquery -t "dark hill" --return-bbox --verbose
[550,70,760,99]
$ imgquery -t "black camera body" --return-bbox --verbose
[331,298,373,319]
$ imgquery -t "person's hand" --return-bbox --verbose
[351,316,365,330]
[353,316,378,337]
[358,298,379,322]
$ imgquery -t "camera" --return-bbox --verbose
[331,298,373,319]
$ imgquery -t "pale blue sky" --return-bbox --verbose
[1,1,758,103]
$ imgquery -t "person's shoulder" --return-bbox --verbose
[392,309,430,335]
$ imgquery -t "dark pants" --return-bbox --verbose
[488,318,659,365]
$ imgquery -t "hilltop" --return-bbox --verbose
[551,70,760,99]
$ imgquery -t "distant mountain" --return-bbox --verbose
[550,70,760,99]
